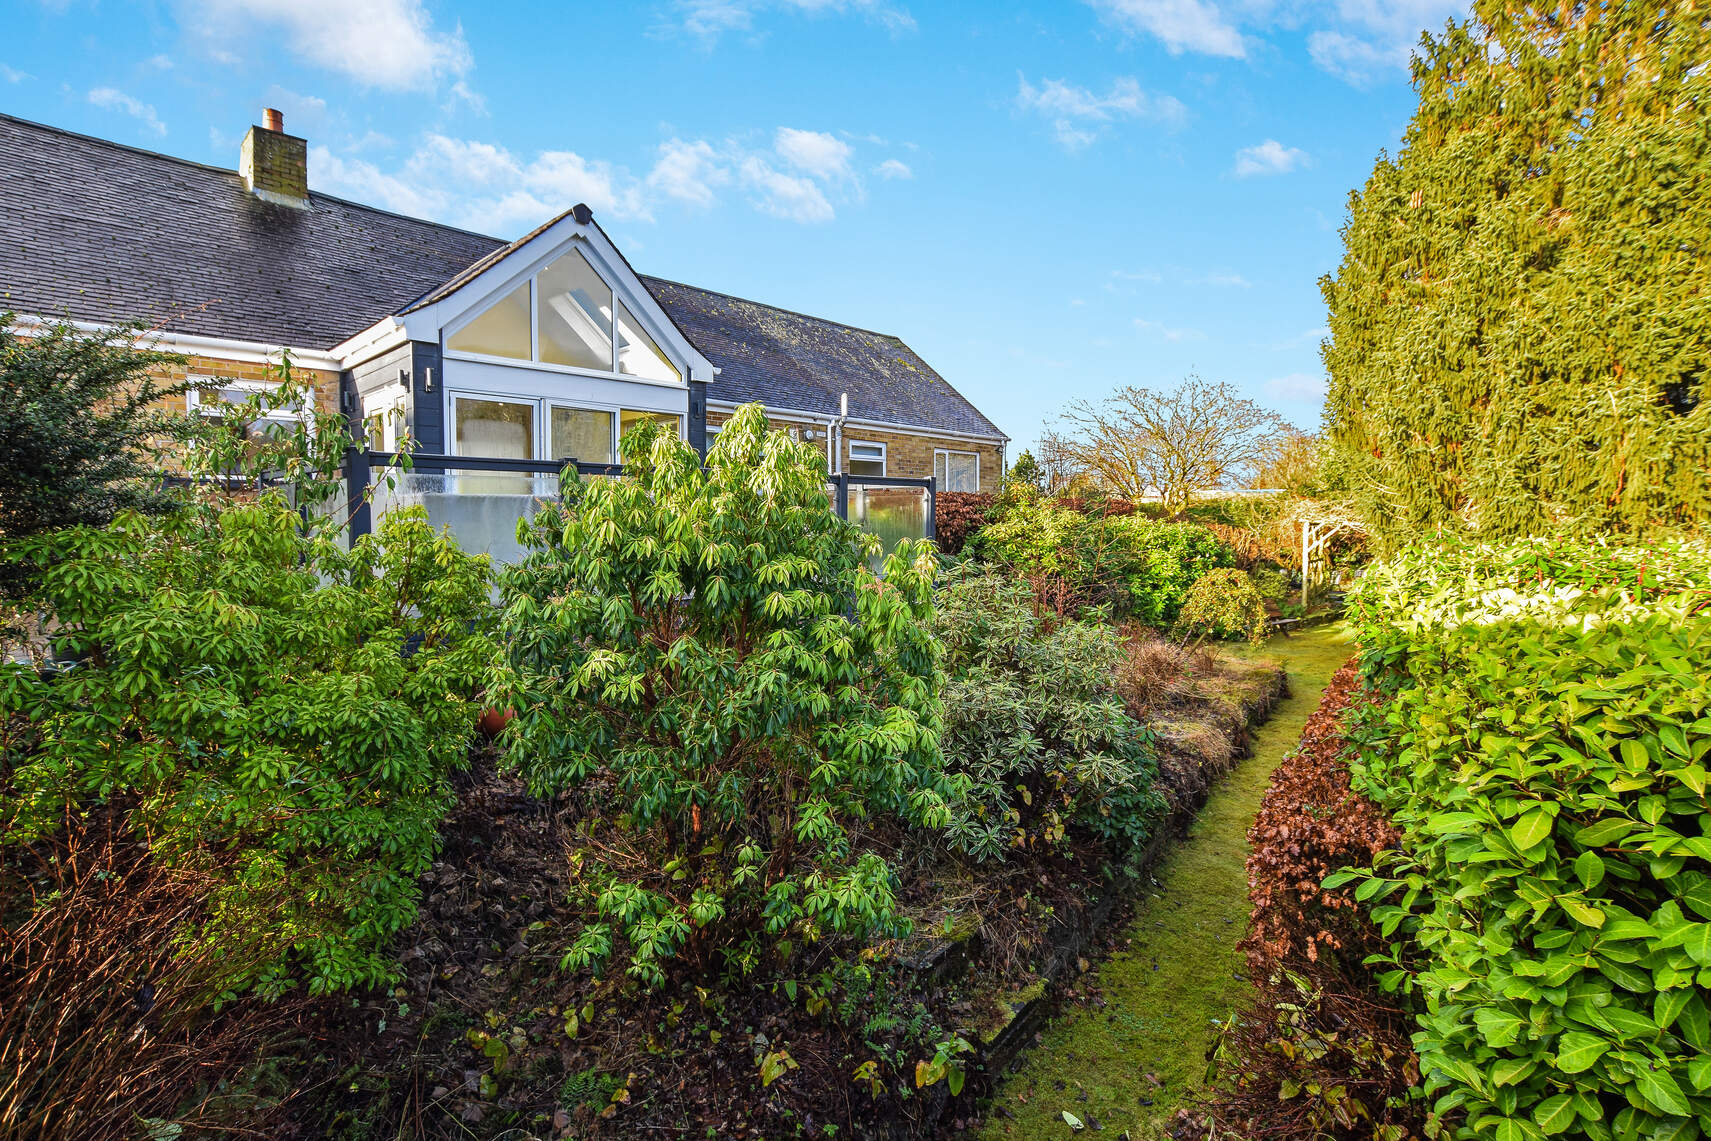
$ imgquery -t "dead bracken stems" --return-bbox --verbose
[0,808,308,1141]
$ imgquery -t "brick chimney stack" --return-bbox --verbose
[240,108,309,209]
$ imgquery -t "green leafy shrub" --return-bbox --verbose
[495,405,960,990]
[971,498,1233,624]
[1,499,495,995]
[1344,537,1711,1140]
[0,315,188,604]
[935,567,1164,868]
[1172,567,1268,644]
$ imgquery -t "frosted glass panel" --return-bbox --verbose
[849,484,929,566]
[551,406,615,464]
[537,249,612,371]
[615,299,680,383]
[447,281,530,360]
[371,469,557,567]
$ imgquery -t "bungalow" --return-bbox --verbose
[0,109,1007,552]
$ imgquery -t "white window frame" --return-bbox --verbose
[847,440,887,477]
[447,388,686,463]
[441,249,685,390]
[187,375,313,435]
[934,448,980,493]
[361,381,408,452]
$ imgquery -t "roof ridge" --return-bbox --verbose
[640,275,908,343]
[0,111,508,246]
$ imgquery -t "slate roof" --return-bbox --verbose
[644,277,1003,438]
[0,113,502,349]
[0,112,1005,440]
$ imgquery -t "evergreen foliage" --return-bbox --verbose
[1,501,495,996]
[1172,567,1269,644]
[971,498,1234,624]
[0,316,186,597]
[1346,537,1711,1140]
[935,567,1165,869]
[1323,3,1711,544]
[495,406,959,990]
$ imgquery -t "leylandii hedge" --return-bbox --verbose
[1344,538,1711,1141]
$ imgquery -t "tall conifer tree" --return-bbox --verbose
[1323,2,1711,543]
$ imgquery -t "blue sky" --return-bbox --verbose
[3,0,1467,453]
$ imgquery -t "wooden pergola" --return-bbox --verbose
[1287,500,1368,608]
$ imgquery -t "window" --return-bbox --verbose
[444,246,683,384]
[614,299,678,383]
[454,397,534,460]
[537,249,612,371]
[848,441,886,477]
[363,386,407,451]
[620,409,683,443]
[934,449,979,493]
[550,405,615,464]
[446,280,531,360]
[188,378,307,438]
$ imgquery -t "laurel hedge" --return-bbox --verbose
[1343,538,1711,1141]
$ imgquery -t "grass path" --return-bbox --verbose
[979,624,1355,1139]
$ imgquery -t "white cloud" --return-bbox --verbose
[1234,138,1307,176]
[1201,272,1251,287]
[1016,75,1187,150]
[1307,1,1463,84]
[675,0,915,43]
[1134,316,1201,342]
[0,64,29,83]
[88,87,165,135]
[1090,0,1464,84]
[1089,0,1245,57]
[740,156,835,223]
[1265,371,1328,403]
[314,135,653,234]
[176,0,472,93]
[774,127,853,180]
[647,138,729,207]
[313,119,893,233]
[147,54,174,69]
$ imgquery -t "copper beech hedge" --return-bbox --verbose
[1205,663,1425,1141]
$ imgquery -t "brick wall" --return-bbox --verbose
[706,408,1004,493]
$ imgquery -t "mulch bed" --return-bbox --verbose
[259,652,1287,1140]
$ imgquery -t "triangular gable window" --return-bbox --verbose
[446,246,682,384]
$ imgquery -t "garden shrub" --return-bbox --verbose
[934,491,994,556]
[0,498,495,996]
[971,497,1232,624]
[1173,567,1268,644]
[1207,662,1421,1141]
[494,405,961,991]
[0,315,188,604]
[1344,537,1711,1140]
[935,566,1165,869]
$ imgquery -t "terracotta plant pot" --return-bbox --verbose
[477,707,515,739]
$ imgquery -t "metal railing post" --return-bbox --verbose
[834,473,849,520]
[925,476,937,541]
[346,445,372,542]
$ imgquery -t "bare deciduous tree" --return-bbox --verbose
[1056,375,1293,512]
[1034,428,1087,494]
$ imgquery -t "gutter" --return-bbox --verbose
[7,312,343,372]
